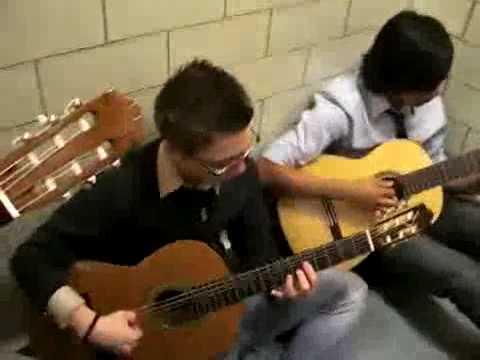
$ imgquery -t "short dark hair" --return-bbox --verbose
[154,59,254,156]
[361,10,454,94]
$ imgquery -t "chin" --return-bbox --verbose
[221,173,237,182]
[223,169,246,182]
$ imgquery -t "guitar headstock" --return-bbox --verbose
[0,89,144,225]
[371,203,433,250]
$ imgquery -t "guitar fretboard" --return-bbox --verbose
[189,231,375,316]
[398,148,480,196]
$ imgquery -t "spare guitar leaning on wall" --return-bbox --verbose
[0,89,144,225]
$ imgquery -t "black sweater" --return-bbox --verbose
[10,139,281,311]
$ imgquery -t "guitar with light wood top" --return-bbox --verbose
[27,204,431,360]
[278,139,479,270]
[0,89,144,225]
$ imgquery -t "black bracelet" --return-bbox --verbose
[82,313,100,343]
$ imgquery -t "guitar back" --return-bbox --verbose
[278,139,443,270]
[28,240,245,360]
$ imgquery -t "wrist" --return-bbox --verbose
[68,304,97,338]
[81,313,101,343]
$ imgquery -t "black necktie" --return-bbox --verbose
[386,109,407,139]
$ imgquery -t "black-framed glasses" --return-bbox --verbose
[196,146,254,177]
[192,126,259,176]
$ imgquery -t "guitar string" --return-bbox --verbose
[135,228,389,315]
[0,120,37,132]
[136,241,359,314]
[0,124,63,184]
[17,152,97,212]
[135,233,372,311]
[1,102,106,186]
[141,242,376,316]
[2,126,86,192]
[137,246,362,312]
[140,212,420,316]
[3,151,95,213]
[0,123,58,180]
[137,222,401,314]
[0,101,90,179]
[399,148,480,195]
[0,145,58,189]
[0,125,420,312]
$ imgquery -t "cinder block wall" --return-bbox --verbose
[1,0,479,156]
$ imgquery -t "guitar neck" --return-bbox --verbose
[191,231,374,315]
[398,148,480,196]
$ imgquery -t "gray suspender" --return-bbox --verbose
[318,91,355,147]
[313,91,356,240]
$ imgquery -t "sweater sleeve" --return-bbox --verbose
[9,163,134,311]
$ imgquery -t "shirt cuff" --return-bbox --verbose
[47,286,85,329]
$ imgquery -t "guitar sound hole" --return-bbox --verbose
[80,293,92,308]
[153,289,184,304]
[378,172,405,200]
[149,287,199,329]
[391,178,405,200]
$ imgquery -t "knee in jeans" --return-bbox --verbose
[448,268,480,291]
[340,272,368,309]
[319,270,368,313]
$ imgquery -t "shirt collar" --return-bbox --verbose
[356,74,389,120]
[157,141,217,198]
[358,76,414,119]
[366,91,391,119]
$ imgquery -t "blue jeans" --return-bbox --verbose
[360,194,480,328]
[222,269,368,360]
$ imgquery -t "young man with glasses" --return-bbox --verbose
[11,59,367,359]
[258,10,480,330]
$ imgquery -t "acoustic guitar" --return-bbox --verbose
[0,89,144,225]
[277,139,478,270]
[28,204,431,360]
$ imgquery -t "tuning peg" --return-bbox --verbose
[385,206,397,215]
[62,191,72,200]
[375,206,394,221]
[36,114,49,125]
[48,114,59,123]
[383,243,399,251]
[79,176,97,192]
[64,98,82,115]
[11,132,33,146]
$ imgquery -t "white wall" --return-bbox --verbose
[2,0,480,156]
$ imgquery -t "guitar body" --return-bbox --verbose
[278,139,443,270]
[28,240,245,360]
[27,205,431,360]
